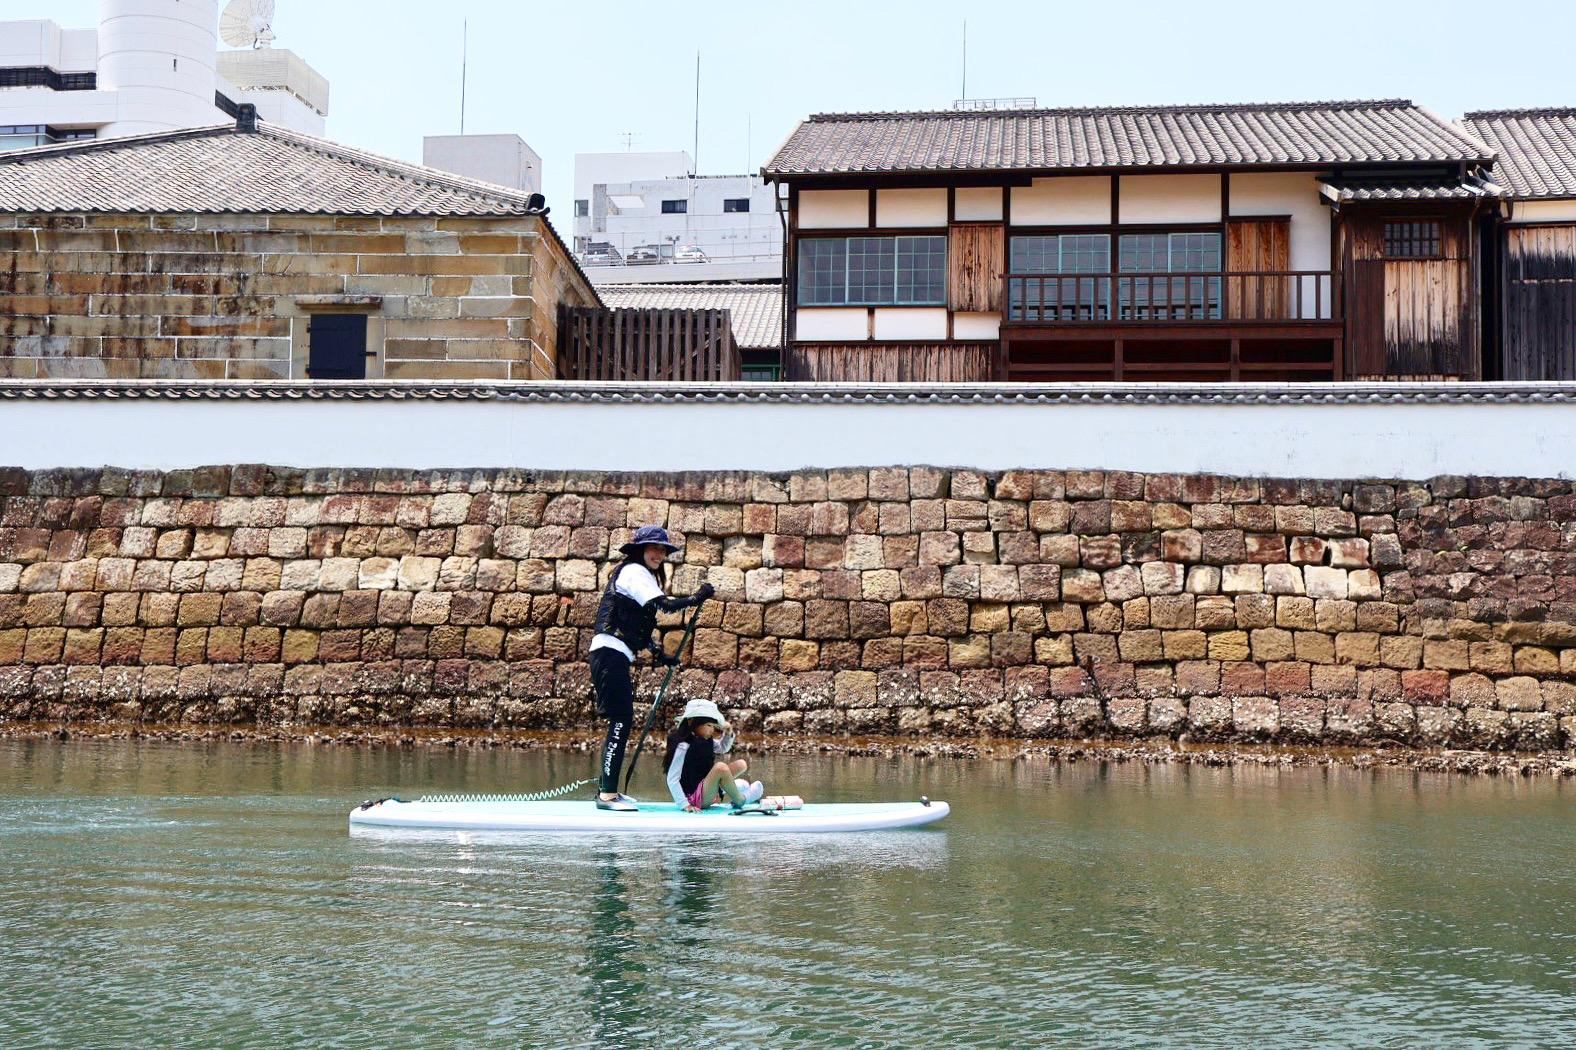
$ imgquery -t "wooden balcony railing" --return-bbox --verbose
[1006,271,1340,325]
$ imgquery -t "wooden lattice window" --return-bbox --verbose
[1382,220,1442,259]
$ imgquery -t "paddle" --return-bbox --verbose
[621,603,705,794]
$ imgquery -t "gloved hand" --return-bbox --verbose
[693,582,716,603]
[655,648,683,667]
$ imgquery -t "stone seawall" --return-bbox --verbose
[1,463,1574,750]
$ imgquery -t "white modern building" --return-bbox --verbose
[0,0,328,150]
[422,133,542,195]
[572,150,783,284]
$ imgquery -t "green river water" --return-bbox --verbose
[2,737,1574,1048]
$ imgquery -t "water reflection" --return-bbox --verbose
[585,847,648,1048]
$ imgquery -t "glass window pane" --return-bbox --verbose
[895,235,946,304]
[1010,235,1053,274]
[1009,234,1110,320]
[847,237,895,303]
[1383,221,1441,258]
[1168,232,1221,272]
[1060,234,1110,273]
[797,239,847,306]
[1119,234,1166,272]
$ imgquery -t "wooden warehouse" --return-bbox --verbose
[1464,109,1576,380]
[762,100,1506,383]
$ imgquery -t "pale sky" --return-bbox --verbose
[21,0,1576,214]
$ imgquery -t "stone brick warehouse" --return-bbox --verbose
[0,118,597,381]
[1,464,1573,751]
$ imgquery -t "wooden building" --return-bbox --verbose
[763,100,1501,383]
[1463,109,1576,381]
[0,111,599,380]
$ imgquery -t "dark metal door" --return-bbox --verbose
[307,314,368,379]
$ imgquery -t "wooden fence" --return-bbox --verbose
[557,307,741,381]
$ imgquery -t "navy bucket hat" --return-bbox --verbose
[620,524,680,558]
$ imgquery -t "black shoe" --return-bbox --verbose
[596,794,638,812]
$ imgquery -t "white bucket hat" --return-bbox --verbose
[676,698,729,727]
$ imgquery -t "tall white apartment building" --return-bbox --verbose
[572,151,783,284]
[0,0,329,151]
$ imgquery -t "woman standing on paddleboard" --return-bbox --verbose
[590,525,713,811]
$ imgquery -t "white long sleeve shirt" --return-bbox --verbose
[665,730,735,806]
[588,563,667,661]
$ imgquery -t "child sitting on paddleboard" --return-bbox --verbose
[663,699,765,812]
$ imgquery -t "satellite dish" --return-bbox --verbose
[220,0,277,49]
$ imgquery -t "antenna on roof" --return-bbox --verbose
[220,0,276,50]
[460,20,468,135]
[961,20,966,101]
[693,51,701,175]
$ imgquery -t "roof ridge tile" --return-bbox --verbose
[806,99,1415,122]
[1464,107,1576,120]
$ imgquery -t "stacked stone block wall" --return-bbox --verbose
[1,464,1574,750]
[0,212,597,381]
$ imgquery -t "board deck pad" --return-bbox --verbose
[348,798,949,834]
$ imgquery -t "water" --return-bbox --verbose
[2,739,1574,1048]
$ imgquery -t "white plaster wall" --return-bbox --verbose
[798,189,869,229]
[1511,200,1576,223]
[872,308,948,340]
[0,19,63,66]
[876,188,947,227]
[954,187,1003,222]
[1229,172,1334,319]
[0,88,123,129]
[98,0,221,136]
[1119,174,1222,223]
[59,28,98,70]
[6,394,1576,479]
[1229,172,1329,269]
[1011,176,1111,225]
[953,312,1002,339]
[424,134,542,195]
[794,308,868,341]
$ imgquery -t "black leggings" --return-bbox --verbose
[591,648,636,794]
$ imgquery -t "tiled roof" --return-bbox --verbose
[1317,174,1504,202]
[1461,109,1576,200]
[0,122,547,215]
[595,283,783,349]
[4,379,1576,405]
[764,100,1493,177]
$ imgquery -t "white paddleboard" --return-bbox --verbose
[348,798,949,834]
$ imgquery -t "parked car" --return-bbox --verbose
[675,244,708,263]
[626,245,661,265]
[581,242,623,266]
